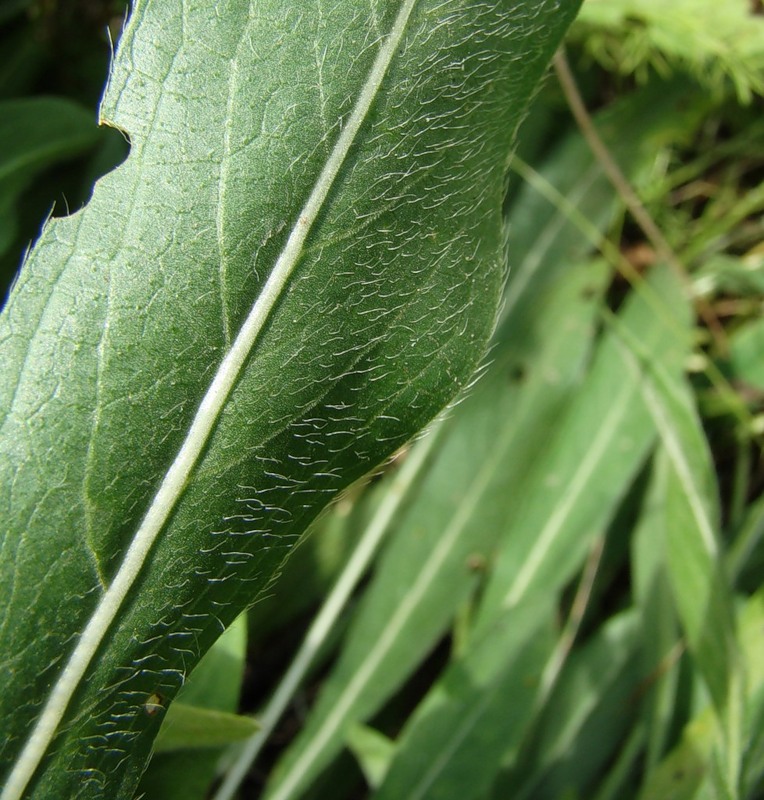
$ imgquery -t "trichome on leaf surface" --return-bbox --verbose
[0,1,581,798]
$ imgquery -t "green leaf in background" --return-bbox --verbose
[730,492,764,595]
[502,75,708,319]
[152,704,259,753]
[345,725,396,790]
[738,589,764,796]
[639,710,715,800]
[614,317,743,793]
[375,260,695,800]
[638,588,764,800]
[727,315,764,392]
[631,451,684,774]
[474,265,692,630]
[0,97,103,258]
[0,1,581,798]
[500,611,644,800]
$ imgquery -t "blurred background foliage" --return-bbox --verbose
[1,0,763,798]
[0,0,128,301]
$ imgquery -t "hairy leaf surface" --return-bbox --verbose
[0,0,581,797]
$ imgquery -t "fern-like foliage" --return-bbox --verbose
[572,0,764,102]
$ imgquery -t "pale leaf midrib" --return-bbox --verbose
[0,1,418,797]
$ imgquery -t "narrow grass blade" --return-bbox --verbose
[151,705,259,753]
[500,611,643,800]
[475,266,692,629]
[372,598,556,800]
[631,451,684,773]
[613,308,743,793]
[638,588,764,800]
[345,725,396,790]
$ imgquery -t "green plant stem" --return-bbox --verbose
[537,536,605,701]
[508,154,688,348]
[553,49,679,270]
[729,436,752,534]
[510,155,757,451]
[211,422,443,800]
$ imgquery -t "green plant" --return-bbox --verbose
[0,1,581,798]
[2,1,763,800]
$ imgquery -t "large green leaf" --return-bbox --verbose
[0,1,581,798]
